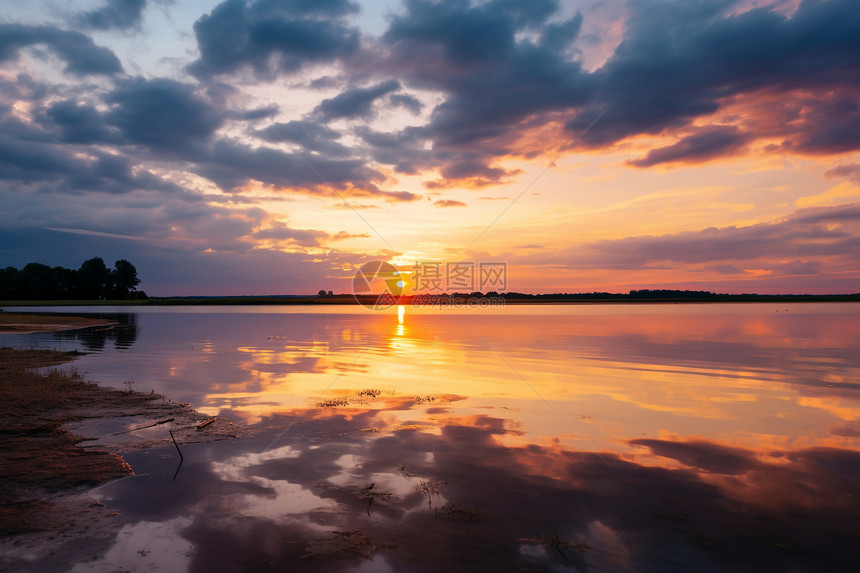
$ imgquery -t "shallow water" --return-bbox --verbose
[3,303,860,572]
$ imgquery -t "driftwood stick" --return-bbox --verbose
[169,430,184,460]
[196,417,217,430]
[110,417,174,436]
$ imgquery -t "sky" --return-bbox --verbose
[1,0,859,296]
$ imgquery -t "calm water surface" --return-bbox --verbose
[3,303,859,572]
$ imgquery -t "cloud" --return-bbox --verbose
[434,199,466,208]
[522,203,860,272]
[0,116,179,196]
[567,0,860,154]
[229,105,279,121]
[188,0,360,79]
[630,439,763,475]
[198,138,387,194]
[106,77,224,154]
[354,126,432,175]
[251,221,328,247]
[10,74,410,201]
[706,264,746,275]
[423,157,523,189]
[0,24,123,76]
[793,202,860,225]
[825,164,860,182]
[44,99,117,144]
[313,80,401,120]
[331,202,380,210]
[769,260,822,275]
[539,13,583,52]
[373,0,591,180]
[330,230,370,240]
[790,94,860,154]
[357,0,860,179]
[254,120,350,157]
[387,93,422,115]
[0,72,49,102]
[77,0,148,31]
[628,126,752,168]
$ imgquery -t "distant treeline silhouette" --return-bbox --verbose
[0,257,146,300]
[476,289,860,301]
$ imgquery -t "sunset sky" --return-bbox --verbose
[1,0,859,295]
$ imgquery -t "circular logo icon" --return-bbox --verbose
[352,261,404,310]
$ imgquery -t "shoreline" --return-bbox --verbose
[3,294,860,307]
[0,313,117,334]
[0,344,243,570]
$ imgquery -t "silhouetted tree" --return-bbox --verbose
[77,257,110,299]
[0,258,145,300]
[52,266,78,298]
[109,259,141,299]
[19,263,55,299]
[0,267,17,298]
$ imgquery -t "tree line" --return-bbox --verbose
[0,258,146,300]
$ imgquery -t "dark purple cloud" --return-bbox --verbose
[352,0,860,181]
[353,126,431,175]
[254,120,350,157]
[106,77,224,155]
[0,24,123,76]
[199,138,391,195]
[188,0,360,78]
[568,0,860,150]
[313,79,401,120]
[630,439,764,475]
[0,72,407,202]
[0,116,178,196]
[228,104,279,121]
[0,72,49,102]
[77,0,147,31]
[793,202,860,225]
[628,125,752,167]
[365,0,591,182]
[44,99,117,144]
[795,95,860,154]
[387,93,422,115]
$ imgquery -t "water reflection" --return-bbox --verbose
[52,313,139,351]
[0,313,139,351]
[3,304,859,571]
[90,399,860,572]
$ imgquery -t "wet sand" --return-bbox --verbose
[0,313,117,335]
[0,341,242,571]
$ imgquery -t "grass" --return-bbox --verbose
[0,348,92,416]
[0,348,133,537]
[416,479,447,509]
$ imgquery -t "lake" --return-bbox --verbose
[3,303,859,572]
